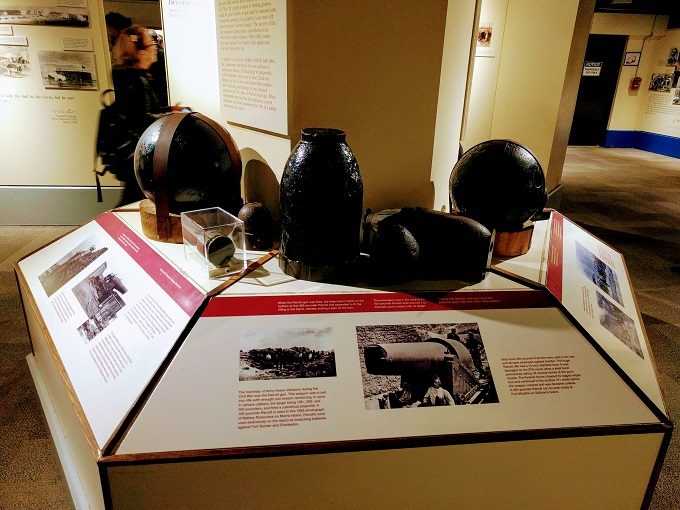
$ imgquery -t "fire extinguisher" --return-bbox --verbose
[630,76,642,91]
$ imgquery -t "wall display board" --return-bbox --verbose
[215,0,287,135]
[0,0,113,196]
[17,213,671,509]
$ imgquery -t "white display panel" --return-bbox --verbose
[119,290,657,455]
[18,213,205,448]
[215,0,287,134]
[544,211,666,414]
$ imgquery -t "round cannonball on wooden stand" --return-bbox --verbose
[449,139,547,256]
[134,112,243,243]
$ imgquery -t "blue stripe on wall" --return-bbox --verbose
[604,130,680,159]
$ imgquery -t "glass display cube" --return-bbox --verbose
[181,207,246,278]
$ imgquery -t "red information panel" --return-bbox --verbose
[97,213,204,315]
[546,211,564,301]
[203,289,551,317]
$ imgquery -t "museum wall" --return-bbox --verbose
[103,0,161,29]
[594,13,668,132]
[480,0,592,192]
[0,0,119,223]
[163,0,476,215]
[594,13,680,158]
[635,28,680,144]
[0,0,110,186]
[462,0,508,151]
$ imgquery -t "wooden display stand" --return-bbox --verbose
[493,223,535,257]
[16,210,672,510]
[139,199,183,244]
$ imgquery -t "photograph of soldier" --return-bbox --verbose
[240,327,337,381]
[357,322,498,410]
[596,291,644,358]
[38,236,108,297]
[73,262,128,342]
[575,241,624,305]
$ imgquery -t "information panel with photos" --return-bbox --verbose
[17,212,205,449]
[543,211,665,414]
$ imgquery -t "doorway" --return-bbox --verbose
[568,34,627,146]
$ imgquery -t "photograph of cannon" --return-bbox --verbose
[358,323,498,410]
[240,326,337,381]
[73,262,128,342]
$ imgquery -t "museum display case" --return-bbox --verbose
[16,208,671,509]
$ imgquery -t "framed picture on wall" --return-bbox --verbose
[623,52,640,66]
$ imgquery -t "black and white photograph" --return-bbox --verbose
[0,6,89,27]
[649,73,673,93]
[38,237,108,297]
[239,327,337,381]
[357,323,498,410]
[667,47,678,67]
[596,292,643,358]
[476,21,495,57]
[673,87,680,106]
[477,23,492,47]
[623,51,640,66]
[38,50,97,90]
[73,263,128,342]
[575,241,623,305]
[0,45,29,78]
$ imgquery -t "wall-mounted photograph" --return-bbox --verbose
[240,326,337,381]
[0,45,30,78]
[476,21,494,57]
[667,47,678,67]
[673,88,680,106]
[357,323,498,410]
[38,50,97,90]
[649,73,673,93]
[0,6,88,27]
[623,52,640,66]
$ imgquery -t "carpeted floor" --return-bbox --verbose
[0,147,678,508]
[1,226,75,510]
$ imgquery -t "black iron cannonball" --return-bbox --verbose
[449,140,547,231]
[134,113,243,215]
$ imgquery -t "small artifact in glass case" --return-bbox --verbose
[181,207,246,278]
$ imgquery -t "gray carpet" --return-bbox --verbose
[0,147,678,508]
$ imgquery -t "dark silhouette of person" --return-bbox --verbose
[110,26,185,205]
[105,12,132,51]
[147,29,169,107]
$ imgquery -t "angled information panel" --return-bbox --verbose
[118,284,658,455]
[17,212,205,449]
[543,211,666,414]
